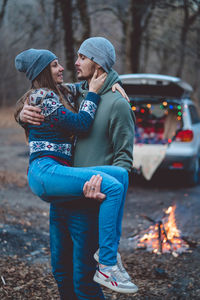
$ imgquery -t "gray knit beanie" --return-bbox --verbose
[15,48,57,81]
[78,37,116,73]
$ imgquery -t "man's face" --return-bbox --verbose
[50,60,64,84]
[75,54,97,81]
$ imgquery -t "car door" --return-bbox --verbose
[188,104,200,157]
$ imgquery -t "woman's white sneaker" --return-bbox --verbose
[94,249,131,280]
[93,265,138,294]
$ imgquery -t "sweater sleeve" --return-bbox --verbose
[29,88,100,136]
[109,97,135,172]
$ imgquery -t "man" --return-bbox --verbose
[17,37,136,299]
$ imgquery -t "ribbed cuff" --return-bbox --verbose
[86,91,100,105]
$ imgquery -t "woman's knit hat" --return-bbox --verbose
[15,48,57,81]
[78,37,116,73]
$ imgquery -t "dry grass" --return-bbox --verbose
[0,170,27,189]
[0,107,18,128]
[0,257,59,300]
[1,248,200,300]
[0,106,28,188]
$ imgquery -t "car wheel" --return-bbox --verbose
[186,157,200,186]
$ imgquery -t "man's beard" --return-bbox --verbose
[77,74,86,81]
[76,65,96,81]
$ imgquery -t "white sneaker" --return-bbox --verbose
[94,249,131,280]
[93,265,138,294]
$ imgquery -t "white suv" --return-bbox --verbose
[120,74,200,185]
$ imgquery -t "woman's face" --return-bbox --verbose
[50,60,64,84]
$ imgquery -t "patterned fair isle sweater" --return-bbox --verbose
[28,85,100,165]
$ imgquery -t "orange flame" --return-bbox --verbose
[137,205,189,255]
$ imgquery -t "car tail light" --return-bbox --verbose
[171,162,184,169]
[175,130,194,142]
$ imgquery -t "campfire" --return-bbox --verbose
[131,205,190,256]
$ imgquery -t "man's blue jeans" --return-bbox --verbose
[28,157,129,298]
[50,204,104,300]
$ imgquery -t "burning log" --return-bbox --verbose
[130,205,190,255]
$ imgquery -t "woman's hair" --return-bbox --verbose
[32,64,57,93]
[14,61,77,142]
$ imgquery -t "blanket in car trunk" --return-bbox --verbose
[133,144,168,180]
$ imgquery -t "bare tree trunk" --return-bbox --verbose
[121,20,129,73]
[76,0,91,40]
[129,3,143,73]
[176,1,189,77]
[129,0,155,73]
[192,26,200,104]
[159,49,172,74]
[56,0,76,81]
[49,0,60,50]
[0,0,9,27]
[141,33,150,73]
[176,0,200,77]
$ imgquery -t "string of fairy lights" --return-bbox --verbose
[130,101,184,121]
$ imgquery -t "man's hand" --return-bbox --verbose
[83,174,106,202]
[20,99,44,125]
[89,70,107,93]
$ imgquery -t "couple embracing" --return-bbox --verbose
[15,37,137,299]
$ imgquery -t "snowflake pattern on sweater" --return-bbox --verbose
[29,89,62,117]
[29,141,72,156]
[28,87,100,164]
[79,100,97,119]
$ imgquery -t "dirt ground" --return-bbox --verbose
[0,108,200,299]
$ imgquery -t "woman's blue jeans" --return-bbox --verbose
[28,157,128,266]
[28,157,129,266]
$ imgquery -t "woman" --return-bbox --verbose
[15,48,137,294]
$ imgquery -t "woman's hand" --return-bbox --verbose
[20,99,44,125]
[112,83,130,102]
[83,174,106,203]
[89,70,107,94]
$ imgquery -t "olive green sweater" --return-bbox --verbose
[74,69,135,173]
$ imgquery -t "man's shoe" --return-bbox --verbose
[94,249,131,280]
[93,265,138,294]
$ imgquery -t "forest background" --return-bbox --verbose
[0,0,200,107]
